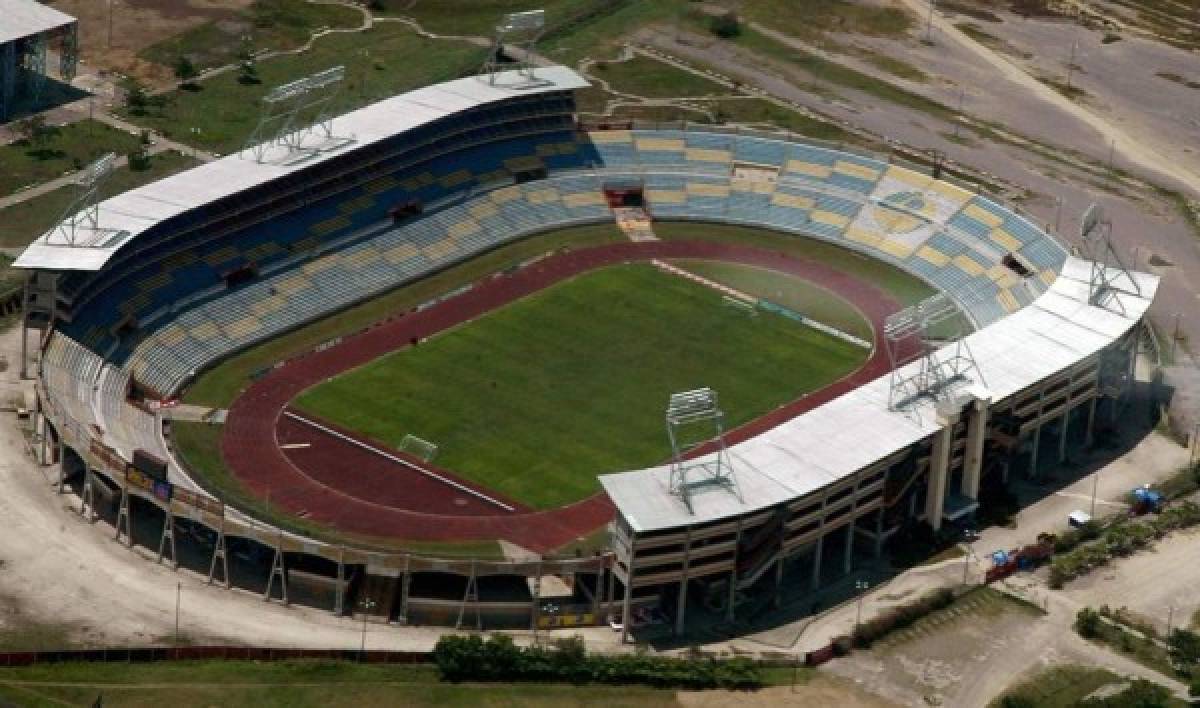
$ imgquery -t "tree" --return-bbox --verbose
[128,147,151,172]
[238,60,261,85]
[126,81,149,115]
[1075,607,1102,638]
[173,55,198,87]
[709,11,741,39]
[1168,627,1200,671]
[15,114,48,145]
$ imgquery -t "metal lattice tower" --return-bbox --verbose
[884,292,984,411]
[480,10,548,86]
[666,388,739,514]
[50,153,119,247]
[242,66,353,164]
[1078,203,1140,315]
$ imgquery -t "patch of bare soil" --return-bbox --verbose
[46,0,252,85]
[678,674,899,708]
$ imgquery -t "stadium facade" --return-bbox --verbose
[16,66,1157,633]
[0,0,77,120]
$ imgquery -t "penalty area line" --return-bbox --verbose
[282,411,516,513]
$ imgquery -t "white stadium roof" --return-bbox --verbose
[14,65,589,272]
[0,0,75,45]
[600,257,1159,534]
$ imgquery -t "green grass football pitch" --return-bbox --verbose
[294,263,868,510]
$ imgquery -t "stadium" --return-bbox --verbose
[16,61,1157,637]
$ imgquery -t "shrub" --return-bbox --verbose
[709,11,741,39]
[432,634,762,689]
[1079,678,1170,706]
[128,147,151,172]
[1168,627,1200,672]
[852,587,955,647]
[831,635,853,656]
[238,61,261,86]
[1075,607,1102,639]
[174,56,198,86]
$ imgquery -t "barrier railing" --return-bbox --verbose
[0,646,431,668]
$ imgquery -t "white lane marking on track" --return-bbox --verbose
[282,411,516,512]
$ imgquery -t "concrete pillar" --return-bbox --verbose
[399,555,412,625]
[1086,396,1098,446]
[843,519,855,574]
[773,553,784,609]
[726,521,742,623]
[619,539,636,645]
[961,396,990,500]
[1058,403,1071,463]
[674,530,692,636]
[1030,423,1042,478]
[810,533,824,591]
[592,567,603,621]
[925,416,957,532]
[1031,390,1045,477]
[875,507,885,558]
[19,278,28,381]
[530,560,543,634]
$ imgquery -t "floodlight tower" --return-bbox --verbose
[242,66,352,164]
[481,10,546,84]
[1078,203,1140,315]
[666,388,738,514]
[50,152,118,247]
[884,292,984,411]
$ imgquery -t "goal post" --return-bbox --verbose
[399,434,438,463]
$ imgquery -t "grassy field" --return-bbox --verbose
[0,660,681,708]
[989,664,1187,708]
[384,0,614,38]
[139,0,363,71]
[740,0,914,40]
[578,55,851,142]
[673,259,872,339]
[294,263,866,508]
[729,27,958,123]
[0,151,199,249]
[590,56,733,99]
[0,120,143,195]
[652,222,936,305]
[123,24,485,155]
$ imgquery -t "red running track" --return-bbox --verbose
[221,240,902,553]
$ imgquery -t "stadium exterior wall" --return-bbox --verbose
[19,68,1160,634]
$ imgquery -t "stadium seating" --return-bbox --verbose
[47,119,1069,482]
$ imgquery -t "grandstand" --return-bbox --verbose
[17,65,1156,633]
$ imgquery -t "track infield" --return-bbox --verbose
[220,240,901,552]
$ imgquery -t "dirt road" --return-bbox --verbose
[893,0,1199,198]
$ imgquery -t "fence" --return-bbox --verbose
[0,645,433,668]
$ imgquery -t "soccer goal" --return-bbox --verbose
[399,434,438,462]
